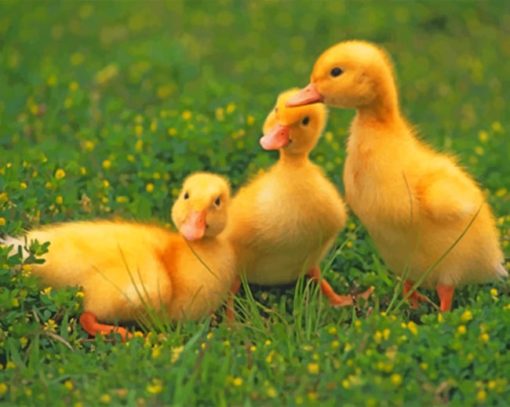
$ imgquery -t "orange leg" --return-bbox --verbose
[226,276,241,323]
[403,280,429,309]
[79,312,131,342]
[307,267,373,307]
[436,284,455,312]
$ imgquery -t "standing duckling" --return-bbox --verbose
[3,173,235,339]
[226,89,373,306]
[288,40,507,311]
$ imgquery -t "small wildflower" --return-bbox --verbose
[476,389,487,402]
[246,115,255,125]
[264,339,272,346]
[307,391,318,401]
[47,74,58,87]
[437,313,444,323]
[103,180,110,188]
[266,386,277,398]
[70,52,85,65]
[64,380,74,391]
[56,195,64,205]
[42,287,53,296]
[0,383,7,396]
[150,121,157,132]
[457,325,467,335]
[55,168,66,180]
[490,288,498,297]
[100,394,111,404]
[44,319,58,333]
[6,361,16,369]
[84,140,95,152]
[171,346,184,363]
[20,182,28,189]
[331,340,340,349]
[354,320,362,328]
[95,64,119,85]
[327,326,337,335]
[116,196,128,204]
[0,217,5,226]
[102,159,112,170]
[11,298,19,307]
[146,379,163,394]
[480,333,490,343]
[19,337,28,348]
[135,125,143,137]
[391,373,402,386]
[226,103,236,114]
[307,363,320,375]
[461,310,473,322]
[495,188,507,198]
[151,345,161,359]
[135,139,143,152]
[181,110,192,121]
[478,130,489,143]
[168,128,177,136]
[232,377,243,387]
[215,107,225,121]
[69,81,79,92]
[146,183,154,193]
[76,290,85,299]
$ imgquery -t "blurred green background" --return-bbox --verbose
[1,1,509,405]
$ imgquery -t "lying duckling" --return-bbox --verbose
[226,89,372,306]
[3,173,235,339]
[288,40,507,311]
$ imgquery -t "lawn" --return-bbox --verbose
[1,1,509,405]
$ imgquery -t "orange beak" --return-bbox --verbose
[180,211,207,241]
[286,83,323,107]
[259,124,290,150]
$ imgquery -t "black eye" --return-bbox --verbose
[330,67,343,77]
[183,192,189,200]
[274,107,278,113]
[301,116,310,126]
[214,197,221,207]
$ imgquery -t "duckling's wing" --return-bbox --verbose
[417,171,483,223]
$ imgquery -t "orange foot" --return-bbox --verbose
[403,280,430,309]
[436,284,455,312]
[79,311,131,342]
[308,267,374,307]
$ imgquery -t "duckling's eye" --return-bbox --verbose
[183,192,189,200]
[301,116,310,126]
[274,107,278,113]
[214,197,221,207]
[330,67,343,77]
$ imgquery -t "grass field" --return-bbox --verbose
[1,1,510,405]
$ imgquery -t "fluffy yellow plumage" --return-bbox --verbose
[4,172,235,339]
[288,40,507,311]
[226,89,372,306]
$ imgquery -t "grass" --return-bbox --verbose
[1,0,510,405]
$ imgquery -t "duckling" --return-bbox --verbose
[226,89,373,306]
[287,40,507,311]
[3,173,235,339]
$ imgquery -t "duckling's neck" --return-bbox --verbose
[278,151,310,167]
[357,74,401,126]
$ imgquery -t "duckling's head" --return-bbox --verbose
[171,173,230,241]
[260,88,327,156]
[287,40,397,110]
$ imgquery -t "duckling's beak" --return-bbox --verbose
[286,83,323,107]
[180,210,207,241]
[260,124,290,150]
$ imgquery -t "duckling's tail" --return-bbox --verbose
[0,235,28,257]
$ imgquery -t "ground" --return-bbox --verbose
[0,1,509,405]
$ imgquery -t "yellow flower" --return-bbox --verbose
[491,121,502,133]
[0,217,5,226]
[146,379,163,394]
[56,195,64,205]
[19,336,28,348]
[99,394,111,404]
[135,139,143,152]
[151,345,161,359]
[215,108,225,121]
[495,188,507,198]
[461,310,473,322]
[6,361,16,369]
[44,319,57,333]
[437,313,444,323]
[69,81,79,92]
[95,64,119,85]
[307,363,320,375]
[102,160,112,170]
[307,391,318,401]
[181,110,192,121]
[135,125,143,137]
[42,287,53,296]
[232,377,243,387]
[64,379,74,391]
[478,130,489,143]
[168,128,177,136]
[146,183,154,193]
[246,115,255,125]
[457,325,467,335]
[331,340,340,349]
[490,288,498,297]
[47,74,58,87]
[226,103,236,114]
[116,196,128,203]
[55,169,66,180]
[171,346,184,363]
[266,386,277,398]
[476,389,487,402]
[20,182,28,189]
[390,373,402,386]
[84,140,95,152]
[327,326,337,335]
[0,192,8,202]
[0,383,7,396]
[76,290,85,299]
[150,121,157,132]
[480,333,490,343]
[103,180,110,188]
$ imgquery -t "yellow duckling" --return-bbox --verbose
[226,89,372,306]
[288,40,507,311]
[3,173,235,339]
